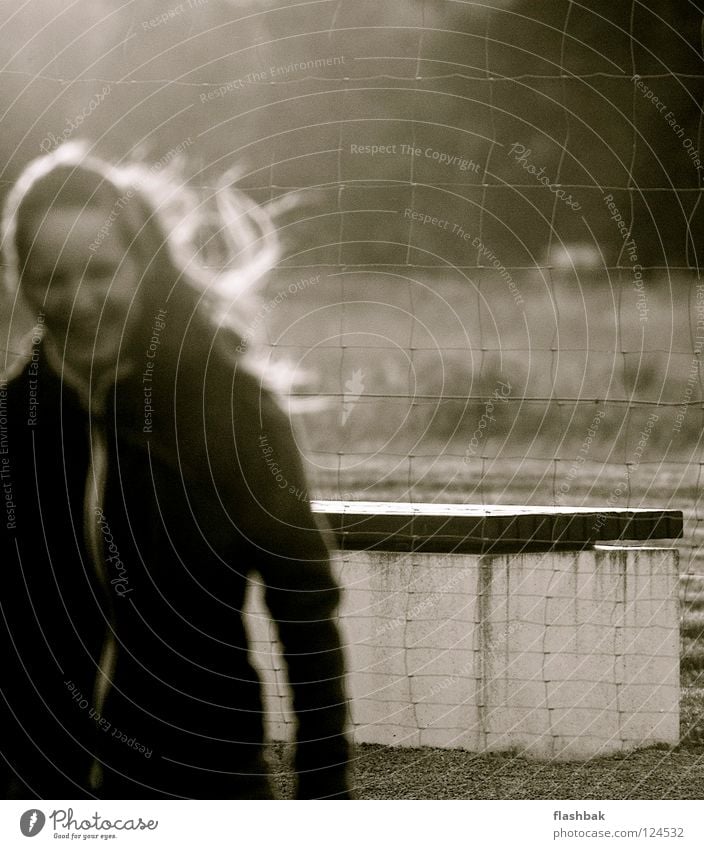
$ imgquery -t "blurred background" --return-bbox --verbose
[1,1,704,667]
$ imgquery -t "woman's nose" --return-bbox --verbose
[45,280,98,321]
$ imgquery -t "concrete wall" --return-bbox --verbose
[244,545,679,760]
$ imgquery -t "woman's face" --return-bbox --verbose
[19,206,142,378]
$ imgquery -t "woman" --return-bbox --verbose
[0,142,350,799]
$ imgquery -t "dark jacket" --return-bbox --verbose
[0,342,350,799]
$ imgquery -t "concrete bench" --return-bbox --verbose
[244,502,683,760]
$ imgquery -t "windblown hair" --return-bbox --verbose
[1,140,278,374]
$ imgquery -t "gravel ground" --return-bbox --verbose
[278,465,704,800]
[264,667,704,800]
[267,684,704,800]
[268,742,704,800]
[264,664,704,800]
[293,466,704,800]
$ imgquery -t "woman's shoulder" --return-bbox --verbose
[165,345,285,478]
[211,355,293,469]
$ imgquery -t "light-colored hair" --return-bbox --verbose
[1,140,279,372]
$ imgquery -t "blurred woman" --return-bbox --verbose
[0,143,350,799]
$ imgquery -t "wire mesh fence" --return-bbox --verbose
[1,1,703,651]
